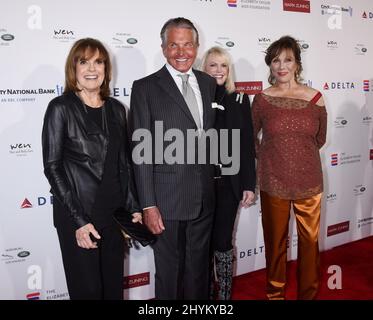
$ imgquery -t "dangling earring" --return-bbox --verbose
[294,69,299,82]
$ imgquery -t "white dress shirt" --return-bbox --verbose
[166,63,204,129]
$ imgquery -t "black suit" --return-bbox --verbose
[129,65,216,299]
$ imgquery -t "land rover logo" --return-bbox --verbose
[360,187,366,192]
[302,44,309,49]
[127,38,138,45]
[226,41,234,47]
[362,48,367,53]
[1,34,15,41]
[18,251,30,258]
[341,120,348,125]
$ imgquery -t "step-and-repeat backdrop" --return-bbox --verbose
[1,0,372,300]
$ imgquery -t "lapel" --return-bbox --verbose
[216,87,241,130]
[156,65,195,124]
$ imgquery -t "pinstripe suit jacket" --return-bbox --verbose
[129,65,216,221]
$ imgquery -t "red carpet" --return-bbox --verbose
[232,236,373,300]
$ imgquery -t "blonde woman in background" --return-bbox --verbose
[201,47,256,300]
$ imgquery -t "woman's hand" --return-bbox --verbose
[132,212,143,224]
[241,191,255,208]
[75,223,101,249]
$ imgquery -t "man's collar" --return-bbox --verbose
[165,63,193,77]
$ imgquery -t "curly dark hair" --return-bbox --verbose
[265,35,302,85]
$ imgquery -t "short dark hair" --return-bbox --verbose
[265,35,302,85]
[64,38,112,99]
[160,17,199,47]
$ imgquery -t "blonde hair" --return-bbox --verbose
[201,46,235,94]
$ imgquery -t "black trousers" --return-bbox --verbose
[152,207,214,300]
[212,177,240,252]
[56,223,124,300]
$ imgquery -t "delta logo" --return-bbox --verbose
[323,82,355,90]
[26,292,40,300]
[227,0,237,7]
[283,0,310,13]
[123,272,150,289]
[20,196,53,209]
[21,198,32,209]
[331,153,338,166]
[234,81,263,95]
[363,80,370,92]
[362,11,373,19]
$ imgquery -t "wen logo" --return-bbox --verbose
[54,29,74,36]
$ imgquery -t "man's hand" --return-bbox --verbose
[143,207,165,234]
[75,223,101,249]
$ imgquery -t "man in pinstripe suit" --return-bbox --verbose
[129,17,216,299]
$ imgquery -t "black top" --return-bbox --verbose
[213,85,256,200]
[85,103,124,228]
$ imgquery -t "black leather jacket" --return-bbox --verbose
[42,91,140,229]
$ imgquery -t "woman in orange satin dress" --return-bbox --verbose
[252,36,327,300]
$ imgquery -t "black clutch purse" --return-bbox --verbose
[113,208,156,247]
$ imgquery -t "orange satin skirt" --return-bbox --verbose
[260,191,322,300]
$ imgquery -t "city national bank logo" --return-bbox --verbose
[20,196,53,209]
[235,81,263,95]
[1,28,15,47]
[112,32,138,49]
[26,292,40,300]
[52,28,76,43]
[215,37,235,49]
[0,87,59,104]
[327,221,349,237]
[227,0,272,10]
[362,11,373,19]
[123,272,150,289]
[9,143,33,157]
[323,81,355,90]
[331,153,338,166]
[283,0,310,13]
[321,4,353,17]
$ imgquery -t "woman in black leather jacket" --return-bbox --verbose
[201,47,256,300]
[42,38,141,300]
